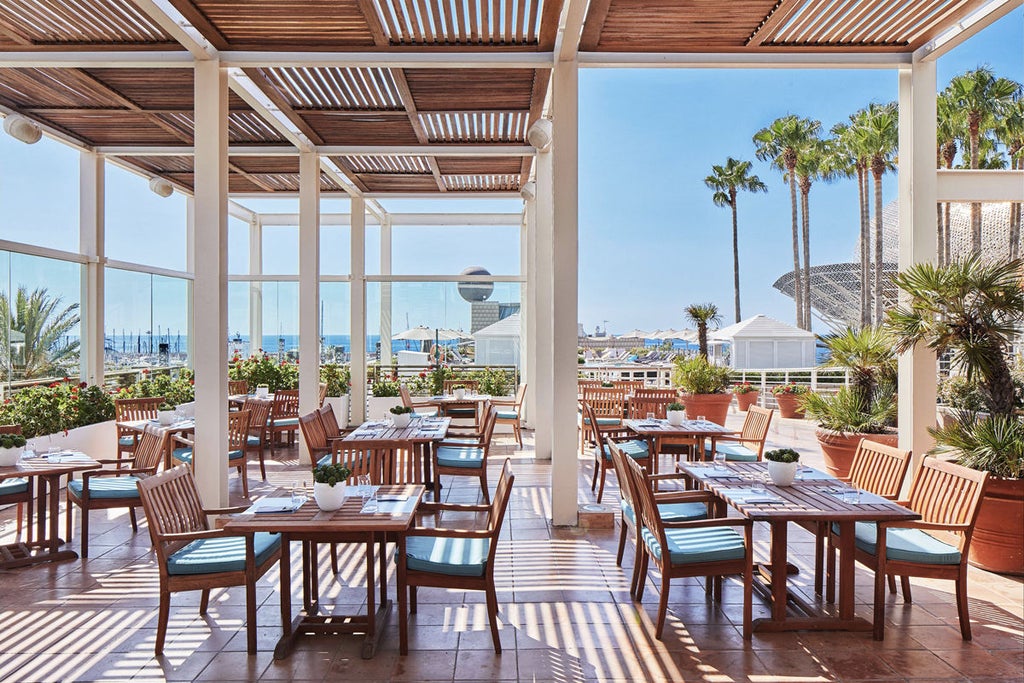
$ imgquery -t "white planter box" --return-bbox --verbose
[324,395,350,428]
[28,420,116,460]
[367,396,402,421]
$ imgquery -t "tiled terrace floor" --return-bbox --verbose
[0,412,1021,682]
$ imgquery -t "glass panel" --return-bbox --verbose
[390,225,521,276]
[229,216,250,275]
[320,224,351,275]
[152,275,190,366]
[105,268,152,371]
[0,135,79,251]
[320,281,351,363]
[262,226,298,275]
[105,163,187,270]
[228,280,251,357]
[261,281,299,360]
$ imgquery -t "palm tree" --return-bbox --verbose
[832,118,872,327]
[936,90,964,267]
[685,303,722,360]
[995,95,1024,259]
[945,68,1020,254]
[0,287,80,379]
[795,138,830,329]
[819,326,896,408]
[754,115,821,330]
[853,102,898,325]
[704,157,767,324]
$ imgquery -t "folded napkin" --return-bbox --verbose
[728,488,783,504]
[637,422,661,428]
[247,497,302,514]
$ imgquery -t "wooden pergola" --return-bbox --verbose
[0,0,1020,523]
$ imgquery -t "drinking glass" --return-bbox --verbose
[291,481,306,508]
[696,414,706,424]
[357,474,376,512]
[645,412,656,423]
[47,446,61,464]
[713,449,728,472]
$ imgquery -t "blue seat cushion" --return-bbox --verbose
[436,446,485,469]
[172,447,193,464]
[167,532,281,576]
[640,526,746,565]
[705,443,759,462]
[621,499,707,526]
[68,476,141,500]
[842,521,961,565]
[0,478,29,496]
[497,410,519,420]
[411,411,436,419]
[274,417,298,428]
[246,435,261,446]
[597,440,648,462]
[405,535,489,577]
[118,435,136,447]
[228,449,245,462]
[317,453,334,468]
[582,417,623,426]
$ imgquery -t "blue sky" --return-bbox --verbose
[0,7,1020,345]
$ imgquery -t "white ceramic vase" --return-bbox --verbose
[666,410,685,426]
[313,482,348,511]
[767,460,799,486]
[0,446,24,467]
[157,410,176,426]
[391,412,412,428]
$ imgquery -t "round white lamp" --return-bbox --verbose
[526,118,553,151]
[520,181,536,201]
[3,114,42,144]
[149,177,174,197]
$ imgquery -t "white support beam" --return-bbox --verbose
[897,60,939,466]
[126,0,218,59]
[937,169,1024,201]
[79,151,105,386]
[0,51,194,68]
[0,240,86,265]
[105,259,193,280]
[97,146,299,156]
[320,145,534,157]
[578,51,912,69]
[249,218,263,355]
[191,58,230,507]
[256,212,522,226]
[228,72,315,153]
[221,51,554,69]
[554,0,591,62]
[364,275,524,283]
[380,218,393,366]
[550,59,580,527]
[297,151,321,465]
[350,198,368,424]
[186,197,195,367]
[522,202,536,428]
[533,152,553,464]
[915,0,1022,62]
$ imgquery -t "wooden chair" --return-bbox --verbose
[114,396,164,461]
[396,458,515,655]
[817,439,912,596]
[172,411,253,498]
[627,389,677,419]
[612,379,644,392]
[608,440,708,597]
[0,424,31,543]
[269,389,299,452]
[318,382,328,407]
[228,380,249,396]
[493,383,527,447]
[705,406,774,461]
[317,403,348,441]
[136,464,281,655]
[625,454,753,640]
[583,400,650,504]
[830,457,988,640]
[441,379,480,423]
[579,386,627,451]
[298,411,331,466]
[443,379,479,394]
[66,426,167,558]
[399,385,439,418]
[433,405,498,503]
[240,397,272,480]
[577,379,602,400]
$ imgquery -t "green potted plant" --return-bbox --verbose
[0,432,27,467]
[771,383,809,418]
[156,400,177,426]
[368,373,402,420]
[451,383,467,400]
[732,382,759,411]
[801,326,898,479]
[764,448,800,486]
[389,404,414,428]
[888,256,1024,575]
[320,363,351,428]
[311,462,352,511]
[671,356,733,425]
[666,401,686,426]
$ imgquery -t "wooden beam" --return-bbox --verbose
[748,0,810,46]
[579,0,611,51]
[165,0,231,50]
[538,0,565,49]
[0,17,34,46]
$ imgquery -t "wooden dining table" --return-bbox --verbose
[0,452,99,569]
[677,460,919,635]
[224,483,425,659]
[625,418,735,474]
[422,394,490,427]
[342,417,450,494]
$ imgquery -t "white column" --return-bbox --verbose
[186,197,195,368]
[192,58,230,506]
[534,156,553,462]
[297,151,321,465]
[550,60,580,526]
[78,152,104,386]
[522,204,536,427]
[350,197,367,423]
[379,217,393,365]
[248,217,263,353]
[897,60,938,463]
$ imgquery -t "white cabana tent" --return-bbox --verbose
[473,313,521,367]
[711,314,816,369]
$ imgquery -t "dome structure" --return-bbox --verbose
[457,266,494,302]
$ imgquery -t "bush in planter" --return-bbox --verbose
[229,352,298,392]
[802,386,897,435]
[671,356,731,395]
[312,462,352,486]
[118,371,194,406]
[0,433,27,449]
[0,380,115,438]
[764,448,800,463]
[477,367,513,397]
[371,377,401,398]
[771,383,809,396]
[732,382,757,395]
[938,375,987,412]
[320,363,350,397]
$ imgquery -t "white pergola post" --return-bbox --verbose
[533,156,553,463]
[350,197,367,423]
[380,217,393,365]
[78,151,104,386]
[192,58,230,506]
[248,217,263,352]
[297,151,320,465]
[522,201,536,427]
[550,58,580,527]
[186,196,195,368]
[897,59,938,463]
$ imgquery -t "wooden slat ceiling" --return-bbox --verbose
[0,0,987,194]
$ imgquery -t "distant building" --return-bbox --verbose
[711,314,816,369]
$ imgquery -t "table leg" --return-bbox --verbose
[274,534,299,660]
[365,535,376,638]
[836,521,856,621]
[35,476,47,547]
[770,521,789,623]
[308,541,320,612]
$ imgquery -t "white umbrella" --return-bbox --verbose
[619,329,651,340]
[392,326,466,342]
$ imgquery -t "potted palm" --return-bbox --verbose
[802,326,898,479]
[764,448,801,486]
[888,257,1024,575]
[732,382,759,411]
[671,356,733,426]
[320,363,351,428]
[312,462,352,511]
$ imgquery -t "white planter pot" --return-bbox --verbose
[157,410,176,426]
[324,395,350,428]
[367,396,402,421]
[255,386,270,398]
[29,421,115,460]
[0,446,24,467]
[666,410,685,426]
[454,388,466,400]
[767,460,799,486]
[391,412,412,428]
[313,482,348,511]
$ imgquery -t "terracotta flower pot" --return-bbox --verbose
[680,393,732,426]
[734,391,759,412]
[773,393,805,419]
[815,428,899,480]
[968,476,1024,576]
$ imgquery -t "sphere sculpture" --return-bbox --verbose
[457,266,494,302]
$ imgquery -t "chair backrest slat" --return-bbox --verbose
[848,439,912,498]
[272,390,300,419]
[133,427,168,473]
[443,379,479,393]
[628,395,673,419]
[318,382,328,407]
[738,406,774,456]
[137,465,208,564]
[906,457,988,551]
[298,411,328,453]
[512,383,527,408]
[577,379,602,399]
[228,380,249,396]
[581,401,604,449]
[622,456,667,562]
[612,380,644,392]
[228,411,251,451]
[400,385,415,409]
[608,441,638,518]
[115,397,164,422]
[581,387,626,419]
[318,403,342,437]
[241,398,272,437]
[485,459,515,566]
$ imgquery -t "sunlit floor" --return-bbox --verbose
[0,412,1021,682]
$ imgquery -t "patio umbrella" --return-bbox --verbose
[619,329,651,340]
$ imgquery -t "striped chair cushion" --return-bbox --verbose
[68,476,141,500]
[405,535,489,577]
[167,532,281,575]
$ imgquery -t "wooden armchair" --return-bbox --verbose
[269,389,300,452]
[831,456,988,640]
[318,381,328,407]
[396,458,515,654]
[583,400,650,504]
[66,426,167,558]
[114,396,164,461]
[579,386,627,451]
[298,411,331,466]
[441,379,480,423]
[228,380,249,396]
[493,383,527,447]
[171,411,252,498]
[705,405,774,461]
[0,424,31,542]
[399,385,438,418]
[433,405,498,503]
[136,464,281,654]
[239,397,272,479]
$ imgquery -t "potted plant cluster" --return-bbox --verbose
[451,384,467,400]
[672,356,734,426]
[0,432,27,467]
[888,256,1024,575]
[320,363,351,428]
[771,383,808,419]
[312,462,352,511]
[666,402,686,426]
[764,448,800,486]
[389,405,414,428]
[156,401,177,426]
[0,380,115,454]
[732,382,759,411]
[802,326,898,479]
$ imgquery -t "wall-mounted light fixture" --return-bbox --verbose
[526,118,553,151]
[3,114,42,144]
[148,177,174,197]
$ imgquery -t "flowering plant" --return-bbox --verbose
[229,353,298,392]
[427,364,453,396]
[0,380,114,438]
[772,383,809,395]
[320,363,350,396]
[372,377,401,398]
[731,382,757,394]
[117,369,194,407]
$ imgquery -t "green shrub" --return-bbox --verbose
[320,363,350,396]
[0,380,115,438]
[671,356,731,394]
[764,448,800,463]
[938,375,986,412]
[312,463,351,487]
[0,433,26,449]
[229,352,299,392]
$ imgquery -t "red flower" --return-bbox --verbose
[49,382,59,388]
[419,372,427,378]
[79,382,88,389]
[142,369,150,375]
